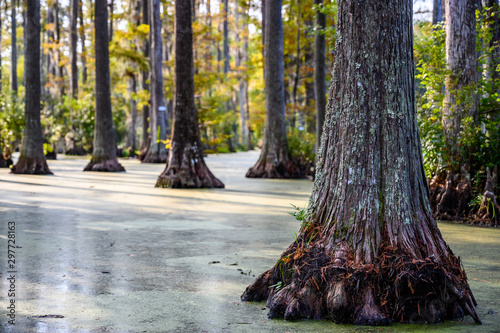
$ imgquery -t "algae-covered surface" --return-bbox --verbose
[0,151,499,332]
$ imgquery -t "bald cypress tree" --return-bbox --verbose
[84,0,124,172]
[242,0,481,325]
[11,0,52,175]
[155,0,223,188]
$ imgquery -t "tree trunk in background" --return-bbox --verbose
[142,0,168,163]
[140,0,150,151]
[314,0,326,152]
[242,0,481,325]
[11,0,18,93]
[442,0,477,172]
[482,0,500,88]
[70,0,78,97]
[84,0,124,172]
[109,0,114,42]
[236,3,250,149]
[261,0,266,78]
[156,0,224,189]
[11,0,52,174]
[80,0,87,84]
[55,1,65,97]
[433,0,444,24]
[222,0,236,152]
[128,75,138,155]
[246,0,303,179]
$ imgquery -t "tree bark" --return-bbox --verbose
[142,0,168,163]
[80,0,87,84]
[242,0,480,325]
[84,0,124,172]
[246,0,303,179]
[433,0,444,24]
[156,0,223,189]
[442,0,478,172]
[140,0,150,151]
[55,1,65,97]
[11,0,52,175]
[314,0,326,152]
[11,0,18,93]
[70,0,79,97]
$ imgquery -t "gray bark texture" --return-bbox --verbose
[140,0,150,150]
[80,0,87,84]
[11,0,52,174]
[433,0,444,24]
[155,0,223,189]
[142,0,168,163]
[11,0,17,93]
[84,0,124,172]
[242,0,480,325]
[246,0,303,178]
[314,0,326,152]
[70,0,78,97]
[442,0,478,171]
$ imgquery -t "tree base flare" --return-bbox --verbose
[155,145,224,189]
[11,157,53,175]
[241,230,481,325]
[83,158,125,172]
[246,159,306,179]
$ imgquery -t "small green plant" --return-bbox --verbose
[289,204,311,229]
[269,281,284,291]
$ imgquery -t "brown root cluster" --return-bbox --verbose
[11,157,52,175]
[430,167,499,226]
[83,158,125,172]
[241,227,481,325]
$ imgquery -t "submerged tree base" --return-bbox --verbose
[141,151,168,164]
[11,157,53,175]
[84,158,125,172]
[156,144,224,188]
[246,158,306,179]
[242,227,481,325]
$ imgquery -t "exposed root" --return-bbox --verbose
[11,157,52,175]
[475,167,500,226]
[241,228,481,325]
[83,158,125,172]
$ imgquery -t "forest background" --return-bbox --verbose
[0,0,498,224]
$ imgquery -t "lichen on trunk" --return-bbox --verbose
[242,0,481,325]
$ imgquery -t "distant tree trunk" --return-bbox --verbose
[11,0,18,93]
[141,0,150,150]
[127,74,138,155]
[109,0,114,42]
[11,0,52,174]
[442,0,477,172]
[261,0,266,77]
[84,0,124,172]
[80,0,87,84]
[70,0,79,97]
[433,0,444,24]
[246,0,303,179]
[291,3,301,130]
[314,0,326,151]
[242,0,481,325]
[236,4,250,149]
[55,1,65,97]
[482,0,500,88]
[142,0,168,163]
[156,0,224,189]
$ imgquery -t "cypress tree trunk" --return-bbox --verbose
[80,0,87,85]
[11,0,52,175]
[140,0,150,151]
[246,0,303,179]
[242,0,480,325]
[84,0,124,172]
[55,1,65,97]
[70,0,78,97]
[11,0,18,93]
[156,0,223,189]
[442,0,477,171]
[314,0,326,152]
[142,0,168,163]
[433,0,444,24]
